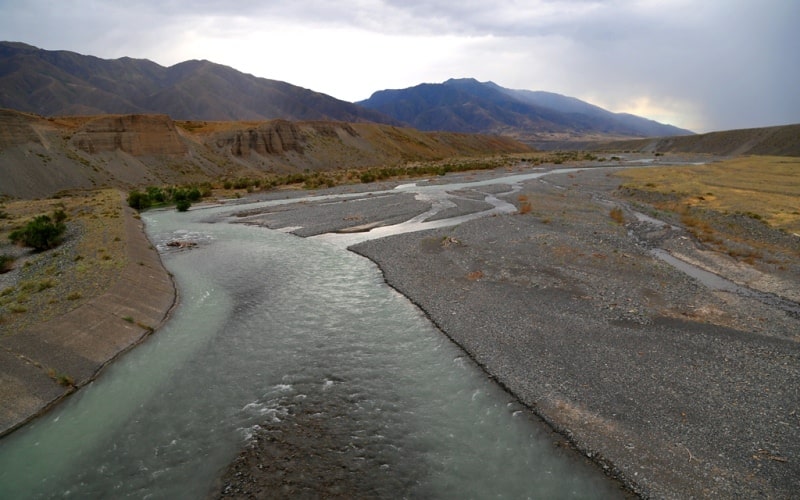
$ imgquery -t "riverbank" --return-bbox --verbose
[217,158,800,498]
[352,168,800,498]
[0,196,176,436]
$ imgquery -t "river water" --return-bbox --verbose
[0,176,624,498]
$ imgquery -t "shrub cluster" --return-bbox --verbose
[127,184,211,212]
[222,178,265,190]
[9,209,67,251]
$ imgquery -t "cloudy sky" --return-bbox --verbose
[1,0,797,132]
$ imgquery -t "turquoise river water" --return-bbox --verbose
[0,187,624,498]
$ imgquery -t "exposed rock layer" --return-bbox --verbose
[71,114,187,156]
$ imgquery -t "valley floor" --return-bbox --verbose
[215,157,800,498]
[2,155,798,498]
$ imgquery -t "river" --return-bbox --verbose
[0,174,625,498]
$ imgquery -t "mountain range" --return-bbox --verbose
[0,42,393,124]
[358,78,693,141]
[1,42,691,142]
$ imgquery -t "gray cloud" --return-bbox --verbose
[0,0,797,131]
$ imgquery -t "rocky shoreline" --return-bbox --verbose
[214,160,800,498]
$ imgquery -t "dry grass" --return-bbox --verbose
[517,194,533,214]
[0,189,126,333]
[616,156,800,233]
[609,207,625,224]
[616,156,800,264]
[466,270,484,281]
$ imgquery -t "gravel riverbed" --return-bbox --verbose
[213,160,800,499]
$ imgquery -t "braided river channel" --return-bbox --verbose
[0,182,624,498]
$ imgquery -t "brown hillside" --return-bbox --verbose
[0,110,533,199]
[592,123,800,156]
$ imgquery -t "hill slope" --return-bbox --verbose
[0,109,533,199]
[589,123,800,157]
[0,42,395,123]
[358,78,693,141]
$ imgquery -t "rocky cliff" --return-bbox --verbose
[211,120,306,157]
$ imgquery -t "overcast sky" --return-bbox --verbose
[1,0,797,132]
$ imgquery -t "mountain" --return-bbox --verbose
[358,78,694,142]
[1,43,694,143]
[0,109,533,199]
[0,42,395,123]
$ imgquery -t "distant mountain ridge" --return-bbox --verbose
[589,123,800,157]
[2,42,691,141]
[359,78,693,140]
[0,42,395,123]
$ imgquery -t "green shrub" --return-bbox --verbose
[146,186,166,203]
[187,187,201,202]
[176,199,191,212]
[127,190,152,211]
[9,214,66,251]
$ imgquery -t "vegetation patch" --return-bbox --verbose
[9,209,67,251]
[616,156,800,264]
[616,156,800,233]
[47,368,75,387]
[609,207,626,224]
[0,189,126,333]
[517,194,533,215]
[127,184,211,212]
[208,152,599,198]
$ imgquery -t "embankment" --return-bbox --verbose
[0,201,176,437]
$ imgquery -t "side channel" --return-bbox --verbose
[0,202,624,498]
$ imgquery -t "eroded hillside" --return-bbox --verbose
[0,110,533,199]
